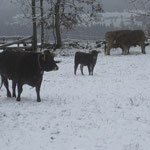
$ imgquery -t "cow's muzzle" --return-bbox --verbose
[54,66,59,71]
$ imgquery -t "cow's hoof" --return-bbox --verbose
[13,94,16,97]
[37,99,41,102]
[7,92,11,97]
[16,97,21,101]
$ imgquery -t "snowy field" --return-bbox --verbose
[0,46,150,150]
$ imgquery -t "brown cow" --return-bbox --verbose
[105,30,146,55]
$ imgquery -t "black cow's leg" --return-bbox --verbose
[36,85,41,102]
[12,81,16,97]
[17,83,23,101]
[80,64,84,75]
[121,48,125,55]
[127,48,130,55]
[74,64,78,75]
[2,76,11,97]
[88,65,91,75]
[91,65,94,76]
[126,46,130,55]
[36,78,42,102]
[104,43,107,54]
[122,45,129,55]
[88,65,94,75]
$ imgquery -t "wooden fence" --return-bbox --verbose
[0,36,33,50]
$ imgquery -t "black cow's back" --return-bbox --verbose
[75,52,92,66]
[0,51,40,81]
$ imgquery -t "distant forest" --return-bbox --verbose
[0,23,143,41]
[0,11,147,42]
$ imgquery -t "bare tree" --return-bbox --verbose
[12,0,43,51]
[129,0,150,34]
[45,0,103,48]
[12,0,103,49]
[40,0,44,49]
[32,0,37,51]
[54,0,62,48]
[129,0,150,16]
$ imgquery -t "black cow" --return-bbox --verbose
[74,50,101,75]
[0,50,59,102]
[0,50,58,99]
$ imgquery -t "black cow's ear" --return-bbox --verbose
[43,50,56,57]
[51,53,56,57]
[89,50,92,54]
[41,54,46,61]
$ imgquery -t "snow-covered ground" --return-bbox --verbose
[0,46,150,150]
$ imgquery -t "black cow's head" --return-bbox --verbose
[89,50,101,59]
[89,50,101,55]
[39,52,59,71]
[89,50,101,65]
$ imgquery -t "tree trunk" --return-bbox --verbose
[32,0,37,52]
[55,0,62,48]
[40,0,44,50]
[52,14,56,46]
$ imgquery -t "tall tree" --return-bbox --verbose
[32,0,37,51]
[12,0,103,49]
[46,0,103,48]
[129,0,150,33]
[129,0,150,16]
[12,0,38,51]
[54,0,62,48]
[40,0,44,49]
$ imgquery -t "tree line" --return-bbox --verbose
[12,0,103,51]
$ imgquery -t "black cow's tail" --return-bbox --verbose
[0,75,4,89]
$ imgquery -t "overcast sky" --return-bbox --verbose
[103,0,129,11]
[0,0,129,12]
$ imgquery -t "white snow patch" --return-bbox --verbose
[0,46,150,150]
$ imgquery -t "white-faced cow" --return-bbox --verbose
[0,50,59,102]
[105,30,146,55]
[74,50,101,75]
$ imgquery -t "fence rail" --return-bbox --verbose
[0,36,33,50]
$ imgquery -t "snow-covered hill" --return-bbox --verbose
[82,11,145,29]
[0,46,150,150]
[100,11,143,28]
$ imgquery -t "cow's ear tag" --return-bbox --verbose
[41,54,46,61]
